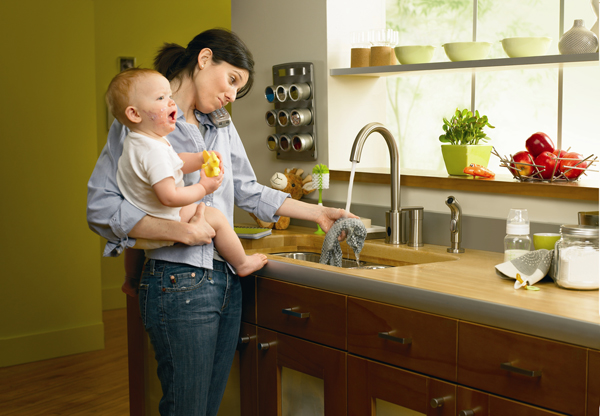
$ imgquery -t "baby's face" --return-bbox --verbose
[131,73,177,138]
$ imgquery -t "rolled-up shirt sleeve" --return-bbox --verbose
[228,124,289,222]
[86,121,146,257]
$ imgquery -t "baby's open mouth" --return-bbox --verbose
[168,111,176,121]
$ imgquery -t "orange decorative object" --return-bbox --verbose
[463,163,495,178]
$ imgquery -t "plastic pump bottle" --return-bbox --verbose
[504,208,532,262]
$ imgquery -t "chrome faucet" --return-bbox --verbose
[445,195,465,253]
[350,123,401,244]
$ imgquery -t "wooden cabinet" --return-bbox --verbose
[233,276,595,416]
[256,277,346,349]
[256,327,346,416]
[589,349,600,416]
[458,322,587,415]
[347,297,457,381]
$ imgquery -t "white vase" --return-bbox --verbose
[558,19,599,54]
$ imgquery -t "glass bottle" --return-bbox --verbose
[504,209,532,262]
[554,224,599,290]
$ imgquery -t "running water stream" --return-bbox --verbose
[344,161,361,267]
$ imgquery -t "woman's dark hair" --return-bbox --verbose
[154,28,254,99]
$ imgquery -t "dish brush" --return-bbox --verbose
[312,164,330,235]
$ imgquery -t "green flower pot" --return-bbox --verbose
[441,145,493,176]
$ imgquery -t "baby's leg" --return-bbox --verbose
[179,203,198,223]
[204,207,267,276]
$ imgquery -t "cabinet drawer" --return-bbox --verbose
[347,297,457,381]
[256,278,346,349]
[458,322,587,416]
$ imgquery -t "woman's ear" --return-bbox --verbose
[197,48,213,69]
[125,106,142,124]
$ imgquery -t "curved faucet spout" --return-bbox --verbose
[350,122,401,244]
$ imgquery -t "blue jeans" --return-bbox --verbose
[138,258,242,416]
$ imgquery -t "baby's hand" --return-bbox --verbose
[199,167,223,195]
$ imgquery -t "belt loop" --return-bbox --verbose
[148,259,155,275]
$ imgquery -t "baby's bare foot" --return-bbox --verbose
[236,253,268,277]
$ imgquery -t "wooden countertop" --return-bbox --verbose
[241,225,600,349]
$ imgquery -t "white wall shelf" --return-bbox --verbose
[330,52,599,77]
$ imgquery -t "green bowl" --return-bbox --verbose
[533,233,561,251]
[501,37,551,58]
[442,42,491,62]
[394,45,435,64]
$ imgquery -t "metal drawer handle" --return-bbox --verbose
[282,308,310,319]
[459,410,476,416]
[378,332,412,345]
[501,362,542,378]
[258,342,271,351]
[430,397,446,408]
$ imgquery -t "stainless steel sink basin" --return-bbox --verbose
[271,252,390,269]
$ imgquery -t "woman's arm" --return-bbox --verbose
[275,198,357,234]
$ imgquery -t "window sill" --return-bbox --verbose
[330,169,599,201]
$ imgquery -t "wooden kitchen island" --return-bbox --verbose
[128,226,600,416]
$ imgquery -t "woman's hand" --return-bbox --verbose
[186,202,216,245]
[316,206,359,240]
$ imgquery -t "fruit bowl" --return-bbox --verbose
[501,37,551,58]
[442,42,491,62]
[492,147,598,182]
[394,45,436,64]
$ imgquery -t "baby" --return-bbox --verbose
[105,68,267,295]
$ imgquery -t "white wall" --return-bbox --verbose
[232,0,598,228]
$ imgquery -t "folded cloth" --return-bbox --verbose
[320,218,367,267]
[495,249,554,289]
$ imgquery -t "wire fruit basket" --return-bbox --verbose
[492,147,598,183]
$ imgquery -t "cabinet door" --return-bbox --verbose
[238,322,258,416]
[257,277,346,349]
[489,395,564,416]
[240,275,256,324]
[347,354,429,415]
[589,349,600,416]
[348,297,457,381]
[257,328,346,416]
[458,322,587,415]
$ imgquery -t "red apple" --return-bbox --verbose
[553,148,568,159]
[559,151,589,180]
[509,150,535,177]
[534,151,559,179]
[526,132,555,157]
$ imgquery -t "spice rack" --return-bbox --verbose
[265,62,317,161]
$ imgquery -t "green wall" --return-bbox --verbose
[0,0,231,366]
[0,0,103,366]
[94,0,232,311]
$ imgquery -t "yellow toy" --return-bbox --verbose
[249,168,315,230]
[202,150,220,177]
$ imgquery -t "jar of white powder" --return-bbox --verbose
[554,224,599,290]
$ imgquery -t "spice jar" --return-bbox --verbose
[554,224,599,290]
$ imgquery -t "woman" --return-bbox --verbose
[86,28,352,416]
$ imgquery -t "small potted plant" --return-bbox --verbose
[439,108,495,176]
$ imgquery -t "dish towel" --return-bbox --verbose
[495,249,554,289]
[320,218,367,267]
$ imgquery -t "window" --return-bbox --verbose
[385,0,599,180]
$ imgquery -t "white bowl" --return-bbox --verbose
[442,42,491,62]
[394,45,436,64]
[501,37,551,58]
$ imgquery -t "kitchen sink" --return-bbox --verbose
[271,252,391,269]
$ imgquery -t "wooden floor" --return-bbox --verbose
[1,308,130,416]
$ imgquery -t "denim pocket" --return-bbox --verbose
[163,269,207,292]
[138,282,149,328]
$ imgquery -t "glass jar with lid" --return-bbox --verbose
[554,224,599,290]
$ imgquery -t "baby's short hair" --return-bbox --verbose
[105,68,162,125]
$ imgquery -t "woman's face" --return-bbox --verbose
[194,57,249,114]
